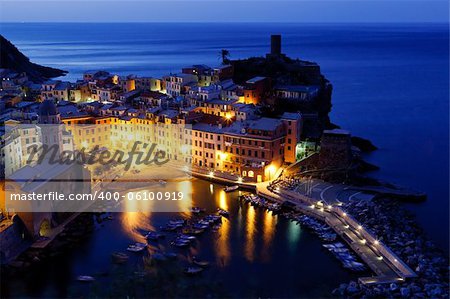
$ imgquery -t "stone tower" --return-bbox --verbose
[271,35,282,56]
[38,99,63,156]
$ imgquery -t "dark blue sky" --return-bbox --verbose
[0,1,448,23]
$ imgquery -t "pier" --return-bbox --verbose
[190,168,416,285]
[256,183,417,285]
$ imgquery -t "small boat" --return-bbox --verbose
[127,243,147,252]
[171,240,190,248]
[205,215,221,222]
[192,223,209,230]
[168,219,186,226]
[146,231,165,240]
[224,185,239,192]
[217,208,230,218]
[177,234,196,241]
[111,252,129,263]
[190,207,206,214]
[159,180,167,185]
[77,275,95,282]
[198,220,211,226]
[184,266,204,275]
[193,258,210,267]
[182,228,204,235]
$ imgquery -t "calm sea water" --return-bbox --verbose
[4,180,358,298]
[0,22,448,296]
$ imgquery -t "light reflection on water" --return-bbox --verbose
[215,189,231,266]
[287,220,302,251]
[262,211,278,262]
[4,179,356,298]
[244,205,256,262]
[120,180,193,243]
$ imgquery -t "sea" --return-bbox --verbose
[0,22,448,297]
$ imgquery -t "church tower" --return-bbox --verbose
[38,99,63,156]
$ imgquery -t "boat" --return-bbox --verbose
[217,208,230,217]
[192,223,209,230]
[77,275,95,282]
[205,215,221,222]
[111,252,129,263]
[182,228,204,235]
[190,207,206,214]
[127,243,147,252]
[171,240,190,248]
[168,219,186,226]
[193,257,210,267]
[184,266,204,275]
[198,220,211,226]
[159,180,167,185]
[177,234,196,241]
[224,185,239,192]
[146,231,165,240]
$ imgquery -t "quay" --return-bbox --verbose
[191,168,417,286]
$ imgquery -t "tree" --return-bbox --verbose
[219,49,230,65]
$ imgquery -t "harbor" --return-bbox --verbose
[2,179,358,298]
[192,167,416,284]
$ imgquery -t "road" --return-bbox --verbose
[291,177,375,205]
[256,181,416,285]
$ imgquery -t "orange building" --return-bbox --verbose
[243,76,271,105]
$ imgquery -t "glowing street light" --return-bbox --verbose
[267,164,276,180]
[237,177,243,184]
[209,171,214,177]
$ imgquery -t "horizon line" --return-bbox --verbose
[1,21,449,24]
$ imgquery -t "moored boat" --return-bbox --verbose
[184,266,204,275]
[77,275,95,282]
[127,243,147,252]
[193,257,210,267]
[224,185,239,192]
[217,208,230,217]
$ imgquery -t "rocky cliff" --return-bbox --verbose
[0,35,67,83]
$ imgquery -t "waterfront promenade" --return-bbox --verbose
[190,168,416,285]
